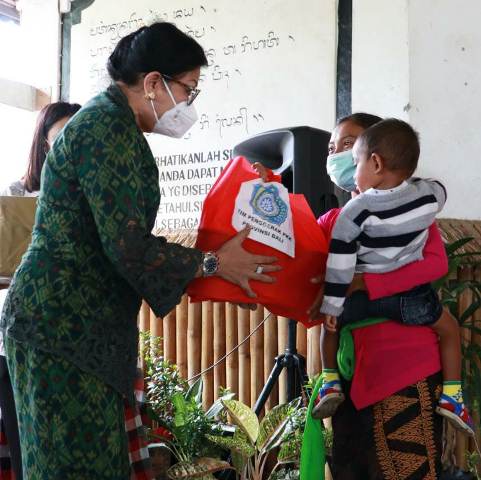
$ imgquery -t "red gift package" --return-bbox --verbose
[187,156,328,327]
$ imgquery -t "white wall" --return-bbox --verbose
[2,0,479,220]
[0,0,60,190]
[6,0,60,97]
[352,0,410,119]
[352,0,481,220]
[408,0,481,220]
[69,0,338,229]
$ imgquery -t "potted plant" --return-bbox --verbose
[205,398,304,480]
[141,333,235,479]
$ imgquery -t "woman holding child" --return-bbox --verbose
[312,114,461,479]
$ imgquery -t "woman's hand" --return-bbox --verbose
[216,225,281,298]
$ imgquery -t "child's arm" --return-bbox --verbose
[363,222,448,300]
[252,162,282,183]
[319,209,361,317]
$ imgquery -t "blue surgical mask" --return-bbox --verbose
[326,150,357,192]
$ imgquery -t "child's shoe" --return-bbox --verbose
[311,380,345,419]
[436,394,475,436]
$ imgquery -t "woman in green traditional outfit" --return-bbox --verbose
[0,23,279,479]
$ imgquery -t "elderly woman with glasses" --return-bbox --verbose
[0,22,280,479]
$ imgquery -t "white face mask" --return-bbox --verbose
[150,78,198,138]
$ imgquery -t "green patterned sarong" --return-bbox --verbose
[5,336,130,480]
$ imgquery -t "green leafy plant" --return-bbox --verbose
[268,467,300,480]
[434,238,481,478]
[434,238,481,422]
[141,332,235,479]
[467,450,481,480]
[207,398,303,480]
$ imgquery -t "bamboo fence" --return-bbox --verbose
[139,220,481,470]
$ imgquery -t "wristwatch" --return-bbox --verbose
[202,251,220,277]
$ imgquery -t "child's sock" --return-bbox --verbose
[441,381,463,403]
[322,368,341,385]
[312,368,345,418]
[437,381,474,435]
[319,369,342,398]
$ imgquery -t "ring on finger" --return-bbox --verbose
[255,264,264,274]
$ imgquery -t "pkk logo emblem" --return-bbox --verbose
[249,184,288,225]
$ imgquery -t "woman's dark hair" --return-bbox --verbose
[336,112,383,130]
[107,22,208,85]
[24,102,81,192]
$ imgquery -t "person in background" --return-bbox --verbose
[0,22,280,480]
[0,101,80,480]
[2,102,81,196]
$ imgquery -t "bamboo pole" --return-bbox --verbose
[139,300,150,334]
[307,325,322,378]
[201,301,214,409]
[455,266,473,469]
[176,295,189,379]
[277,316,289,404]
[150,308,162,340]
[225,303,239,398]
[263,309,278,411]
[187,298,202,382]
[163,308,176,364]
[297,322,308,360]
[238,307,251,405]
[213,302,226,400]
[250,307,264,408]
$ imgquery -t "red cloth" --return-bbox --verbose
[188,156,329,327]
[318,209,443,409]
[125,362,153,480]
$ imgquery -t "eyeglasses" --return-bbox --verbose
[162,74,200,106]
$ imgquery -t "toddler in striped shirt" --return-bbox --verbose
[311,119,473,435]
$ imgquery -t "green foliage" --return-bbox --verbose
[436,238,481,475]
[223,399,260,445]
[140,332,188,427]
[167,458,233,479]
[258,402,298,452]
[269,467,300,480]
[435,239,481,424]
[141,332,224,473]
[466,449,481,479]
[208,398,303,480]
[206,430,256,458]
[276,406,307,463]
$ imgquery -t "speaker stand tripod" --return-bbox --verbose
[253,319,308,415]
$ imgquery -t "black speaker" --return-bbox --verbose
[233,126,350,218]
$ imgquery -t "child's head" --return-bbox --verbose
[352,118,420,192]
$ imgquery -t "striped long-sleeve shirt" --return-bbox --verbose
[320,178,446,317]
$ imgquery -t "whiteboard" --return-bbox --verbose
[70,0,337,229]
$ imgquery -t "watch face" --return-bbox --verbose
[204,256,218,275]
